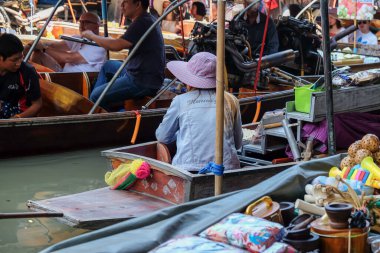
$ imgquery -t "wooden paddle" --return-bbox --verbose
[0,212,63,219]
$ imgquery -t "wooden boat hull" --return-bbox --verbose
[27,141,294,229]
[0,88,293,157]
[101,142,294,202]
[35,21,189,53]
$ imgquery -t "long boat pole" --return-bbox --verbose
[89,0,190,114]
[214,0,226,196]
[24,0,65,62]
[101,0,110,60]
[0,212,63,219]
[320,0,336,155]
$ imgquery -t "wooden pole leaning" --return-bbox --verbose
[67,0,77,23]
[215,0,226,196]
[101,0,110,60]
[24,0,65,62]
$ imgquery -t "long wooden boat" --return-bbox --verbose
[3,37,296,157]
[35,21,189,52]
[19,34,129,61]
[36,155,339,253]
[27,140,295,229]
[0,77,293,157]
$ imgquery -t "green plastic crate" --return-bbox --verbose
[294,84,323,113]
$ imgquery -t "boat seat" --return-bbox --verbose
[156,142,172,164]
[43,72,92,98]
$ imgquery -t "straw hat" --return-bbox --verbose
[167,52,217,89]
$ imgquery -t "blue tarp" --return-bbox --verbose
[40,155,342,253]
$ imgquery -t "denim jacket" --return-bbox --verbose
[156,90,243,171]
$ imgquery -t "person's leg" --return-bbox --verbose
[93,60,127,90]
[90,74,156,109]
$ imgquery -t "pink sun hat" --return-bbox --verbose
[167,52,217,89]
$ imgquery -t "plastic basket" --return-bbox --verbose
[294,85,323,113]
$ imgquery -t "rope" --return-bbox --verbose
[252,97,262,123]
[131,110,141,144]
[198,162,224,176]
[253,0,272,92]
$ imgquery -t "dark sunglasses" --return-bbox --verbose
[358,21,368,25]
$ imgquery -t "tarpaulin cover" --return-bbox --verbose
[40,154,343,253]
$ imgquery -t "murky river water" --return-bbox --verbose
[0,148,110,253]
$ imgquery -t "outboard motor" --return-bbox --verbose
[277,16,322,74]
[189,20,297,89]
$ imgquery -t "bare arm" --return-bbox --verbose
[12,97,43,118]
[44,47,87,65]
[81,30,132,51]
[26,40,70,52]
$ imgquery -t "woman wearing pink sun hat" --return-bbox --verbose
[156,52,243,172]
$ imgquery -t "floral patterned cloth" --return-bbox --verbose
[199,213,285,253]
[263,242,296,253]
[149,236,249,253]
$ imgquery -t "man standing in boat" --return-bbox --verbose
[242,0,279,56]
[0,33,42,119]
[81,0,165,110]
[25,12,107,73]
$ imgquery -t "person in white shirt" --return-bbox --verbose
[26,12,107,72]
[349,20,378,45]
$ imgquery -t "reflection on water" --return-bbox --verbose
[0,148,109,253]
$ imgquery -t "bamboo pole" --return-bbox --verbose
[67,0,77,23]
[215,0,226,196]
[79,0,88,13]
[321,0,336,155]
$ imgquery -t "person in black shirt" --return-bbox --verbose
[243,0,279,56]
[81,0,165,110]
[0,33,42,119]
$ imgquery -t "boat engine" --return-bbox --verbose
[189,20,297,89]
[277,16,322,74]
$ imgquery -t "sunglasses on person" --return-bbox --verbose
[358,21,368,25]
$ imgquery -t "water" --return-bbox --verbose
[0,148,110,253]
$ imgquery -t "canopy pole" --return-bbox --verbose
[67,0,77,23]
[215,0,226,196]
[88,0,190,114]
[79,0,88,13]
[101,0,110,60]
[321,0,336,155]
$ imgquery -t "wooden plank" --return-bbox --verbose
[27,187,173,230]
